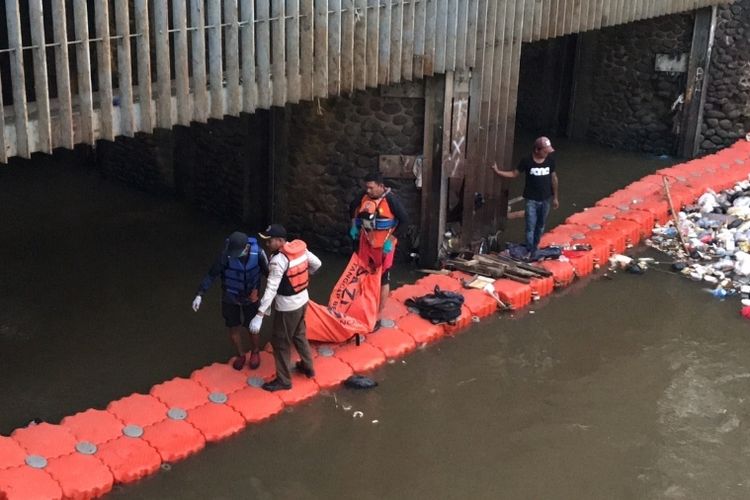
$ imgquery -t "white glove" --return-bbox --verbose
[192,295,202,312]
[249,315,263,334]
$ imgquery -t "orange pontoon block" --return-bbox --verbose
[601,219,642,247]
[389,283,433,304]
[494,279,533,309]
[539,260,576,287]
[415,273,463,292]
[276,374,320,405]
[61,409,127,445]
[225,387,285,424]
[461,289,499,318]
[185,402,246,442]
[0,437,26,471]
[107,394,169,429]
[444,305,475,335]
[565,206,619,226]
[530,275,555,298]
[0,466,63,500]
[141,419,206,463]
[395,313,445,344]
[45,452,115,499]
[150,377,211,411]
[310,355,354,389]
[190,363,249,395]
[11,423,77,459]
[381,297,410,321]
[333,341,388,372]
[95,435,162,484]
[572,236,610,266]
[366,326,417,358]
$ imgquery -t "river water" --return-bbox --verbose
[3,140,750,499]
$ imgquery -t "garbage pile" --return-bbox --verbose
[644,179,750,309]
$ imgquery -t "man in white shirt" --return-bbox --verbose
[250,224,322,391]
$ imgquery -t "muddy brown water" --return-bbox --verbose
[3,140,750,499]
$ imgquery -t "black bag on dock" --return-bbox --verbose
[405,286,465,325]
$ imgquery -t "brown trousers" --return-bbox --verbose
[270,304,314,386]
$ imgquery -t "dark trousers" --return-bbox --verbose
[525,198,552,252]
[270,304,314,386]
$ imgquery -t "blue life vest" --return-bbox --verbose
[221,237,261,304]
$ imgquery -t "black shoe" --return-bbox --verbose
[262,378,292,392]
[295,361,315,378]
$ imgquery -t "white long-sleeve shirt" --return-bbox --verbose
[257,249,322,314]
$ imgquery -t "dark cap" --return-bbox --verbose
[226,231,249,258]
[534,136,554,153]
[259,224,287,240]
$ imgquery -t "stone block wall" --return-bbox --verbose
[582,14,695,154]
[95,112,271,229]
[275,87,425,257]
[700,0,750,153]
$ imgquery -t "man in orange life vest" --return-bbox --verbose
[349,172,409,330]
[250,224,322,392]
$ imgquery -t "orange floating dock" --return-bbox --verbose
[2,140,750,500]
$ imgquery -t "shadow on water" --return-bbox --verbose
[4,141,750,499]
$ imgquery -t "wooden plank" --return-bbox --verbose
[679,6,716,158]
[541,0,552,39]
[287,0,302,102]
[465,0,479,68]
[492,0,516,225]
[95,0,115,139]
[366,0,380,86]
[482,0,506,230]
[412,0,426,78]
[5,0,29,157]
[341,0,355,92]
[389,0,404,83]
[240,0,257,111]
[257,0,273,105]
[299,0,314,99]
[423,0,437,75]
[455,0,469,69]
[353,0,367,89]
[420,75,447,267]
[314,0,328,96]
[523,0,534,41]
[134,0,153,133]
[51,0,74,148]
[573,0,583,35]
[173,0,191,125]
[0,74,5,162]
[328,0,342,94]
[114,0,135,136]
[272,0,287,105]
[445,0,459,70]
[224,0,241,115]
[498,0,524,225]
[533,0,543,41]
[73,0,94,143]
[549,0,560,37]
[191,0,209,121]
[401,0,415,79]
[461,0,489,243]
[207,0,224,116]
[566,0,576,34]
[154,0,172,128]
[378,0,391,84]
[29,0,52,152]
[434,0,448,73]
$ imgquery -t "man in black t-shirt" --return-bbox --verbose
[492,137,559,254]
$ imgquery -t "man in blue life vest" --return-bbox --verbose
[193,231,268,370]
[491,136,559,256]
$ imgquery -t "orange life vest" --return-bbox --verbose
[356,193,398,249]
[278,240,309,296]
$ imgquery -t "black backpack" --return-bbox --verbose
[405,286,465,324]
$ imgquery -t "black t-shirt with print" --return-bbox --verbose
[518,155,555,201]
